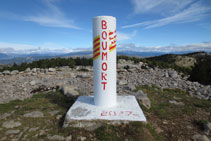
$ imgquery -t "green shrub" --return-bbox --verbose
[0,57,93,72]
[189,57,211,85]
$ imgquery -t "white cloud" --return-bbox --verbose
[118,42,211,53]
[131,0,193,16]
[24,0,80,29]
[198,22,211,29]
[123,2,211,29]
[0,42,73,54]
[1,42,211,54]
[117,31,137,41]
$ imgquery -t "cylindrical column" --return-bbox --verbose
[93,16,117,107]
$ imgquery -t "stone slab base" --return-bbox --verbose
[63,96,146,129]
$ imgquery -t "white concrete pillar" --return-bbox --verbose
[93,16,117,107]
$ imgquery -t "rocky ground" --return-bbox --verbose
[0,59,211,140]
[0,59,210,104]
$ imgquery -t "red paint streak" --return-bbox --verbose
[109,45,116,50]
[94,42,100,49]
[94,47,100,53]
[94,52,100,58]
[94,37,100,43]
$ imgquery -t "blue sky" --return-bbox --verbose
[0,0,211,54]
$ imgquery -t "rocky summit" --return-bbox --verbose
[0,59,211,140]
[0,59,210,104]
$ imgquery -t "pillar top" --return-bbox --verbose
[93,16,116,20]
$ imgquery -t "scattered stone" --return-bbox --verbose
[173,96,181,100]
[25,68,31,73]
[30,80,36,86]
[0,113,11,120]
[135,90,151,109]
[5,129,20,135]
[3,70,11,75]
[2,120,22,129]
[1,137,7,140]
[192,134,210,141]
[29,127,39,132]
[168,70,178,78]
[32,68,37,73]
[0,61,211,105]
[48,135,65,140]
[10,70,19,75]
[49,110,59,116]
[204,122,211,135]
[39,130,45,136]
[77,136,86,141]
[23,111,44,118]
[164,72,169,77]
[118,79,127,85]
[125,84,136,91]
[66,135,72,141]
[76,73,90,78]
[139,62,143,66]
[15,105,20,109]
[187,125,193,129]
[155,127,163,134]
[45,68,49,73]
[163,120,168,125]
[48,68,56,72]
[56,115,62,120]
[61,85,79,97]
[169,100,184,106]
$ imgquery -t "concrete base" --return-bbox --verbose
[63,96,146,128]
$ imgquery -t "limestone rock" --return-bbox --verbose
[192,134,210,141]
[2,120,22,129]
[76,73,90,79]
[48,68,56,72]
[29,127,39,132]
[5,129,20,135]
[39,129,45,136]
[30,80,36,86]
[135,90,151,109]
[118,79,127,85]
[164,72,169,77]
[77,136,86,141]
[61,85,79,97]
[125,84,136,91]
[169,100,184,106]
[56,115,63,120]
[3,70,11,75]
[11,70,19,75]
[23,111,44,118]
[204,122,211,135]
[32,68,37,73]
[139,61,143,66]
[49,110,59,116]
[48,135,65,140]
[168,70,178,78]
[66,135,72,141]
[25,68,31,73]
[0,63,211,104]
[0,113,11,120]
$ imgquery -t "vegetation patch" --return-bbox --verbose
[0,91,160,140]
[136,84,211,140]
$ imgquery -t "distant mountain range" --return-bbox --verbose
[0,50,210,65]
[0,53,9,60]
